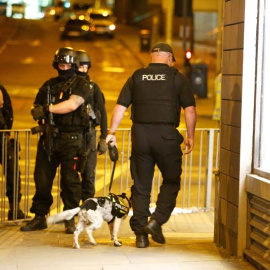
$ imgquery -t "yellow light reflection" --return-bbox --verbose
[81,25,89,31]
[109,24,116,31]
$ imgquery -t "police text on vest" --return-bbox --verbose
[142,74,166,81]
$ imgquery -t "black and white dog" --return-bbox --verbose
[47,193,131,249]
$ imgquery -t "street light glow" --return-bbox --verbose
[185,50,192,59]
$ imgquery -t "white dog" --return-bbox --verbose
[47,193,130,249]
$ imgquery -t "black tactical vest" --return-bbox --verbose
[131,64,179,125]
[47,75,91,132]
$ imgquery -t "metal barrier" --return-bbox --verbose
[105,128,220,210]
[0,128,219,223]
[0,129,33,223]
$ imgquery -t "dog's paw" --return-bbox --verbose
[90,241,97,246]
[114,240,122,247]
[73,244,80,249]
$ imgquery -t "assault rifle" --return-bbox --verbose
[31,85,57,161]
[45,85,55,160]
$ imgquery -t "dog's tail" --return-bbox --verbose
[47,207,80,225]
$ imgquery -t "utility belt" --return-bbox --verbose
[32,126,83,140]
[56,133,83,140]
[133,122,176,127]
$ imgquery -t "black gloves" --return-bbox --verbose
[97,138,107,155]
[31,105,49,121]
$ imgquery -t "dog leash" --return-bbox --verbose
[108,142,119,193]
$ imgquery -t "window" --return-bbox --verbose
[254,0,270,178]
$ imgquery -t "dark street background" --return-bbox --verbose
[0,17,218,130]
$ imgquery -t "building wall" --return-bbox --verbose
[216,0,245,255]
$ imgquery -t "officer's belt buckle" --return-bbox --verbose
[58,133,80,140]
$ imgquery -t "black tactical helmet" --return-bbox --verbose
[52,47,76,69]
[75,50,91,69]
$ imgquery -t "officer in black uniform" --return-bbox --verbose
[75,50,107,201]
[0,83,27,220]
[20,47,91,233]
[106,42,197,248]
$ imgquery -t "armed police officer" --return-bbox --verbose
[20,47,91,234]
[75,50,107,201]
[0,83,27,220]
[106,42,197,248]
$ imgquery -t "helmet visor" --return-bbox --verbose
[55,54,74,64]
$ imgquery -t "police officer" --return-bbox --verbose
[75,50,107,201]
[0,83,27,220]
[106,42,197,248]
[20,47,91,233]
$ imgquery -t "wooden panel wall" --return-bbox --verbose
[216,0,245,255]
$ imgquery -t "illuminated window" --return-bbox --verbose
[254,0,270,177]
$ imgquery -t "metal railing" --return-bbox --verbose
[0,128,219,223]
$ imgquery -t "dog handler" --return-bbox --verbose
[106,42,197,248]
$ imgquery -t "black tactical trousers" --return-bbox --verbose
[129,123,183,235]
[81,129,97,201]
[30,134,82,216]
[0,139,22,205]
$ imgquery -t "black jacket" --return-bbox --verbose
[0,84,13,130]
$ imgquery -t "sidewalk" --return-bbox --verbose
[0,213,255,270]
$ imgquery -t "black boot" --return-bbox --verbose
[8,203,28,220]
[136,233,149,248]
[8,209,28,220]
[65,218,75,234]
[144,218,165,244]
[20,215,47,231]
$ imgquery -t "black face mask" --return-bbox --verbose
[57,66,75,79]
[76,70,88,77]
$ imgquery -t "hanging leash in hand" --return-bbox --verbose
[108,142,119,193]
